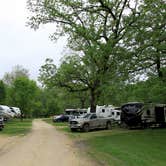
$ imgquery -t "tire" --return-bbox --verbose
[83,123,90,132]
[106,122,111,130]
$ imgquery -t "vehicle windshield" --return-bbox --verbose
[83,114,92,119]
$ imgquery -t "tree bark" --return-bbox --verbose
[90,88,97,113]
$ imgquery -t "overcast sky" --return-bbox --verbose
[0,0,67,81]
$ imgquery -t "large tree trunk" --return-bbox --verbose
[90,88,97,113]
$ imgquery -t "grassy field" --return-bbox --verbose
[0,119,33,136]
[43,118,166,166]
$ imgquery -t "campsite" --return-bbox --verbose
[0,0,165,165]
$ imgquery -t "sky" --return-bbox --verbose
[0,0,67,81]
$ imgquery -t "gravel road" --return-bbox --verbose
[0,119,96,166]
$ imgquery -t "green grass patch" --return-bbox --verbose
[0,119,33,136]
[87,129,166,166]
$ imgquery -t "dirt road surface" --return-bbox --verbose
[0,119,96,166]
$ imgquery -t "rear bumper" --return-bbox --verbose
[70,124,82,129]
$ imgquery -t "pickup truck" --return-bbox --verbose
[69,113,112,132]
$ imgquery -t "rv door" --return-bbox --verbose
[155,107,165,123]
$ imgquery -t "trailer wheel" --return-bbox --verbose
[83,124,90,132]
[106,122,111,130]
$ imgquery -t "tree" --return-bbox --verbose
[123,0,166,80]
[28,0,141,111]
[10,77,38,119]
[0,80,6,104]
[3,65,29,85]
[39,57,92,110]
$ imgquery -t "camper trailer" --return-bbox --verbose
[111,107,121,123]
[0,105,15,120]
[87,105,121,123]
[121,102,166,128]
[87,105,114,117]
[10,107,21,117]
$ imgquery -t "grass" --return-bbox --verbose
[0,119,33,136]
[43,118,166,166]
[87,129,166,166]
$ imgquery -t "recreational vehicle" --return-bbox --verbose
[10,107,21,117]
[121,102,166,128]
[87,105,114,117]
[65,108,87,120]
[0,105,15,119]
[87,105,121,123]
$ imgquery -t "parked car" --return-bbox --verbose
[52,114,69,122]
[69,113,112,132]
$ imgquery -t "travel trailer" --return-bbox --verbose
[111,107,121,123]
[65,108,87,116]
[121,102,166,128]
[10,107,21,117]
[87,105,121,122]
[65,108,87,120]
[0,105,15,119]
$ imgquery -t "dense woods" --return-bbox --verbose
[0,0,165,117]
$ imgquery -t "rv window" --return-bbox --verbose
[147,110,151,115]
[117,112,120,116]
[112,112,114,115]
[102,109,105,113]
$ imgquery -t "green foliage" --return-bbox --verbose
[124,0,166,79]
[28,0,165,112]
[3,65,29,85]
[9,77,38,117]
[0,80,6,104]
[38,58,57,87]
[101,77,166,106]
[28,0,143,111]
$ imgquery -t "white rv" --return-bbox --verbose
[88,105,114,117]
[111,107,121,123]
[65,108,87,120]
[87,105,121,122]
[11,107,21,117]
[0,105,15,119]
